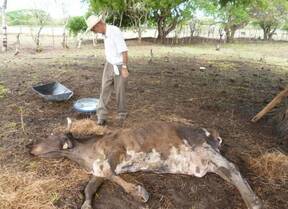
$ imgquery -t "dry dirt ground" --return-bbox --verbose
[0,41,287,209]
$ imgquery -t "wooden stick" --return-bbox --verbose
[20,107,26,134]
[251,87,288,122]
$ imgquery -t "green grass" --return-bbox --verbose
[0,84,8,98]
[128,42,288,68]
[5,122,17,130]
[50,192,61,205]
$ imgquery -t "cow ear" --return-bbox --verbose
[62,138,74,150]
[65,132,75,140]
[211,129,219,139]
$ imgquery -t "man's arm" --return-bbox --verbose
[121,51,129,78]
[114,27,129,78]
[122,51,128,66]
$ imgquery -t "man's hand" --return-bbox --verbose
[121,67,129,78]
[121,51,129,78]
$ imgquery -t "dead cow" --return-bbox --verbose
[30,119,262,209]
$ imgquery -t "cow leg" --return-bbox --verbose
[81,176,104,209]
[208,150,262,209]
[109,175,149,203]
[92,154,149,203]
[107,151,149,203]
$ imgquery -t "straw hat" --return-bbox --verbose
[85,15,103,33]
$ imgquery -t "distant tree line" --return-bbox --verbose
[1,0,288,52]
[78,0,288,42]
[0,0,69,52]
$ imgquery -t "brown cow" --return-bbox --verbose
[30,119,262,209]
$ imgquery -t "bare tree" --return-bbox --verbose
[174,20,186,44]
[1,0,8,52]
[14,32,20,55]
[62,17,69,48]
[30,26,43,52]
[126,1,148,43]
[189,18,200,38]
[208,24,216,38]
[30,9,50,52]
[28,1,51,52]
[92,33,98,47]
[216,27,224,51]
[252,0,288,40]
[77,33,83,49]
[56,0,69,48]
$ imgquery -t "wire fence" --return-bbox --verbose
[2,25,288,50]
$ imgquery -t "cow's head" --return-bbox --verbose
[202,128,222,152]
[30,118,76,158]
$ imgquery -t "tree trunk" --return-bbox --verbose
[263,27,269,40]
[119,11,123,28]
[62,29,68,49]
[224,26,231,43]
[156,10,178,42]
[226,28,236,43]
[137,19,142,43]
[230,29,236,42]
[77,34,83,49]
[35,26,43,52]
[263,32,268,40]
[15,32,20,55]
[225,28,231,43]
[189,22,196,38]
[268,28,277,40]
[77,39,82,49]
[216,28,224,51]
[1,0,8,52]
[62,20,68,49]
[92,33,97,47]
[261,25,274,40]
[225,24,239,43]
[137,28,142,43]
[157,23,177,42]
[52,28,55,48]
[156,17,165,41]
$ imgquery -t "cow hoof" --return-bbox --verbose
[250,204,262,209]
[81,200,92,209]
[131,185,149,203]
[249,197,263,209]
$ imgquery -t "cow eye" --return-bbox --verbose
[61,139,73,150]
[62,142,69,150]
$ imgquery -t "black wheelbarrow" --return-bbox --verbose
[32,82,73,102]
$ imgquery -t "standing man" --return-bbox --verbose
[86,15,129,126]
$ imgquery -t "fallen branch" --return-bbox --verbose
[251,87,288,122]
[20,107,26,134]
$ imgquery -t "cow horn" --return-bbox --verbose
[67,117,72,132]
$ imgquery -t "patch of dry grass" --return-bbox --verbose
[54,119,109,137]
[0,169,61,209]
[0,167,88,209]
[249,150,288,183]
[160,114,194,125]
